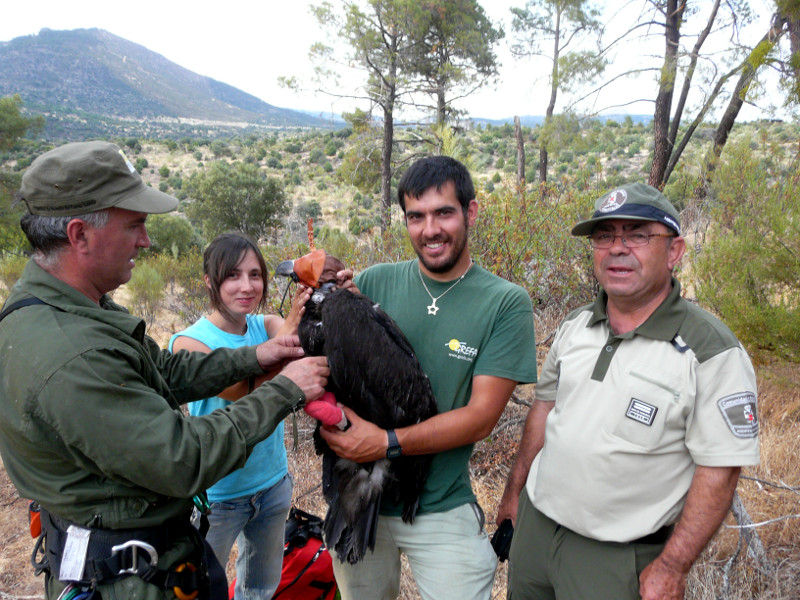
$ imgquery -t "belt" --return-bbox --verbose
[632,524,674,545]
[37,508,206,593]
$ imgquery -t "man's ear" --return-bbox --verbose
[65,218,90,252]
[668,235,686,271]
[466,199,479,227]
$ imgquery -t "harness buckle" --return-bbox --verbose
[111,540,159,575]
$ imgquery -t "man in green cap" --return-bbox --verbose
[0,141,330,599]
[496,183,760,599]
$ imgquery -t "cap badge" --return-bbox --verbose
[118,149,136,174]
[599,189,627,213]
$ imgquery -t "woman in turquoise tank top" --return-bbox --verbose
[170,232,308,599]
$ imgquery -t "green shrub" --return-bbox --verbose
[126,263,165,330]
[144,214,202,257]
[691,141,800,362]
[471,182,595,336]
[310,149,325,164]
[0,253,29,304]
[147,252,207,325]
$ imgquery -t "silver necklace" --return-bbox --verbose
[418,262,473,316]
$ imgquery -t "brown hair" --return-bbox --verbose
[203,232,268,322]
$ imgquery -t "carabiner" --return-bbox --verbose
[173,562,199,600]
[192,491,210,514]
[110,540,158,575]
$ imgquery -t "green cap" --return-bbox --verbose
[21,141,178,217]
[571,182,681,236]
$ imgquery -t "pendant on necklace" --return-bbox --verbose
[418,261,473,317]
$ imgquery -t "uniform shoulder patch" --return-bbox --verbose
[717,392,758,438]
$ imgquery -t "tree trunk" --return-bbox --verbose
[514,115,525,198]
[437,85,447,126]
[380,102,394,233]
[694,14,788,199]
[650,0,684,190]
[379,32,399,235]
[666,0,721,155]
[539,6,562,186]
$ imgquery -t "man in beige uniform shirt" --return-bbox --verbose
[496,183,759,600]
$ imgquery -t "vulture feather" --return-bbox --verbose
[277,250,438,565]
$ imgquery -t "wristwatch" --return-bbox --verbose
[386,429,402,459]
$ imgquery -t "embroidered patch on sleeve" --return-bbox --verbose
[717,392,758,438]
[625,398,658,426]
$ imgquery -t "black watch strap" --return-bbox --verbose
[386,429,402,458]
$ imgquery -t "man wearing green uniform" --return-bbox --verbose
[497,183,760,600]
[321,156,538,600]
[0,141,329,599]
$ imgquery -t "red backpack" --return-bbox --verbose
[228,507,337,600]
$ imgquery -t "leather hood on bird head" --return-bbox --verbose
[275,249,346,288]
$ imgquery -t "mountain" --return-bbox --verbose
[470,114,652,128]
[0,28,332,140]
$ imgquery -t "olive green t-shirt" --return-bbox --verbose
[356,260,538,515]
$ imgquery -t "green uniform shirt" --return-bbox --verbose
[527,279,760,542]
[0,260,305,529]
[356,260,538,515]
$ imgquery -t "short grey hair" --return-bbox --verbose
[20,209,111,266]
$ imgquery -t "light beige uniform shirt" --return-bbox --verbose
[526,280,759,542]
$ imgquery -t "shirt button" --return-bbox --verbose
[605,345,613,352]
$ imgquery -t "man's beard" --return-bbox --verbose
[414,218,469,274]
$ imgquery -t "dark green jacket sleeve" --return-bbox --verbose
[5,343,305,527]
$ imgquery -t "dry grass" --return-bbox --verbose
[0,353,797,599]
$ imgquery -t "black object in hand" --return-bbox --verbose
[491,519,514,562]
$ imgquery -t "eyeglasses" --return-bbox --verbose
[589,232,676,249]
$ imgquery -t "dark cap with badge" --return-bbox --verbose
[20,141,178,217]
[571,182,681,236]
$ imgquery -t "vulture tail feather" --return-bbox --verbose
[324,458,388,564]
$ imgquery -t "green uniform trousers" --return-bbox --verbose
[507,491,665,600]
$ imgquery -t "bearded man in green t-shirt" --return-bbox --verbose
[320,156,539,600]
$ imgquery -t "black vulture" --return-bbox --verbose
[276,250,438,565]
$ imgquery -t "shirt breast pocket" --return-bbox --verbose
[609,369,685,450]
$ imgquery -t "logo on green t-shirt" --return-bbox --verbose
[445,338,478,362]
